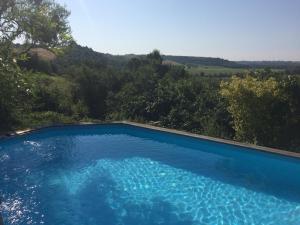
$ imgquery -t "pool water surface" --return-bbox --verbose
[0,124,300,225]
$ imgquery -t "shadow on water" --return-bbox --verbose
[42,173,196,225]
[3,125,300,204]
[77,175,195,225]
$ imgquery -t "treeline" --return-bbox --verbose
[1,44,300,151]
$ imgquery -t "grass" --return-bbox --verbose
[188,66,247,75]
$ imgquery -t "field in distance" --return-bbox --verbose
[187,65,284,76]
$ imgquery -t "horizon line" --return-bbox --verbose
[81,45,300,62]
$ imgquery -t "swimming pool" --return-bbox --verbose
[0,124,300,225]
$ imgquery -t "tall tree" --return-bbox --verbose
[0,0,72,130]
[0,0,72,60]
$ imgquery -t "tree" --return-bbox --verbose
[0,60,28,130]
[0,0,72,130]
[75,69,108,119]
[0,0,72,59]
[220,75,300,150]
[147,49,163,65]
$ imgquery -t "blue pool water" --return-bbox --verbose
[0,124,300,225]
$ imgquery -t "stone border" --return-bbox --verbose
[1,121,300,159]
[122,121,300,159]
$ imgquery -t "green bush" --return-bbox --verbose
[20,111,75,128]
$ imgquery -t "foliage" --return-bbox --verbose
[21,111,75,128]
[28,73,87,117]
[74,70,108,119]
[220,75,300,150]
[0,0,72,131]
[105,52,233,139]
[0,0,72,56]
[0,60,30,130]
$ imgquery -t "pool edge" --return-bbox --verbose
[1,121,300,159]
[122,121,300,159]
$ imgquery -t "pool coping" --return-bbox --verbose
[122,121,300,159]
[1,121,300,159]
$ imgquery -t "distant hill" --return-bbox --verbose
[18,44,300,75]
[163,55,245,68]
[54,44,132,72]
[237,61,300,69]
[54,44,109,70]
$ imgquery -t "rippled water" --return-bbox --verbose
[0,124,300,225]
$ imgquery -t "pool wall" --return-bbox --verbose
[1,121,300,159]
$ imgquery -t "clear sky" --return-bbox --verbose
[57,0,300,61]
